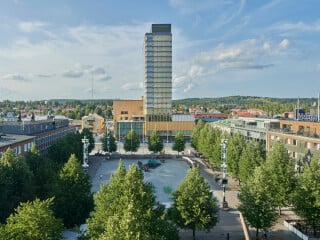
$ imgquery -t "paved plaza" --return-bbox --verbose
[64,141,301,240]
[88,154,245,240]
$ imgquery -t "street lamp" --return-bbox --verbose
[306,149,312,164]
[297,158,302,173]
[106,123,110,159]
[221,137,229,210]
[82,136,89,169]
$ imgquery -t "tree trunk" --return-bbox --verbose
[256,228,259,237]
[192,227,196,239]
[278,206,282,215]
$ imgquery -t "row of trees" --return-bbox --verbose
[101,129,186,156]
[191,120,320,237]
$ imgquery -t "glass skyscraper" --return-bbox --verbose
[144,24,172,122]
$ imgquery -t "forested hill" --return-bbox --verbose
[172,96,318,114]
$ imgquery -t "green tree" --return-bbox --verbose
[191,120,205,150]
[24,145,56,199]
[102,130,117,153]
[81,128,95,154]
[292,157,320,237]
[238,141,265,184]
[168,167,219,239]
[227,133,246,181]
[87,161,178,240]
[172,132,186,156]
[105,106,113,120]
[238,167,277,237]
[197,124,210,156]
[265,141,295,214]
[48,132,83,168]
[211,135,222,166]
[123,129,140,153]
[87,160,127,239]
[3,198,63,240]
[54,154,93,228]
[148,130,164,155]
[0,148,34,222]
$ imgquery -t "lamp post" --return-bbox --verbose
[221,137,229,210]
[306,149,312,165]
[82,136,89,169]
[297,158,302,173]
[106,123,110,159]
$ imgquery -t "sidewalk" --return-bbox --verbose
[191,156,301,240]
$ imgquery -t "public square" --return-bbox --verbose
[63,140,300,240]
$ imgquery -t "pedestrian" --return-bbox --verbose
[263,231,267,239]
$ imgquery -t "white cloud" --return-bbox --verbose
[121,82,143,91]
[62,70,83,78]
[263,42,271,50]
[91,67,106,75]
[97,75,112,82]
[275,21,320,32]
[2,73,29,82]
[183,83,194,93]
[279,38,290,49]
[188,65,204,78]
[18,21,48,33]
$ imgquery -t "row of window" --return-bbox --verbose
[145,81,172,86]
[145,51,172,57]
[270,135,320,150]
[0,142,33,157]
[145,56,172,61]
[145,35,171,41]
[145,46,172,51]
[145,67,172,72]
[146,62,172,68]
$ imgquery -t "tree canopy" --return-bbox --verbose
[238,167,277,237]
[0,148,34,222]
[123,129,140,153]
[292,157,320,236]
[3,198,63,240]
[54,154,93,228]
[102,130,117,153]
[265,141,295,214]
[168,167,219,239]
[172,132,186,156]
[87,161,178,240]
[148,130,164,154]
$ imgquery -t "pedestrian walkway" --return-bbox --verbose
[191,156,301,240]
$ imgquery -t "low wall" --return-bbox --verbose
[284,220,319,240]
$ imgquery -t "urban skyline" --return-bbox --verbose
[0,0,320,101]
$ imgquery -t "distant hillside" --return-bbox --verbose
[172,96,318,114]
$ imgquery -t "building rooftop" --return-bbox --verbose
[0,134,35,148]
[172,114,195,122]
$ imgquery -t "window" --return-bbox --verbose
[121,111,128,114]
[307,142,311,149]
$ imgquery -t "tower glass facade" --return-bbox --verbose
[144,24,172,122]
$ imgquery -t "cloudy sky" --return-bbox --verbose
[1,0,320,101]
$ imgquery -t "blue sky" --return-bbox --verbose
[0,0,320,101]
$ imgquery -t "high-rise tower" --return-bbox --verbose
[144,24,172,121]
